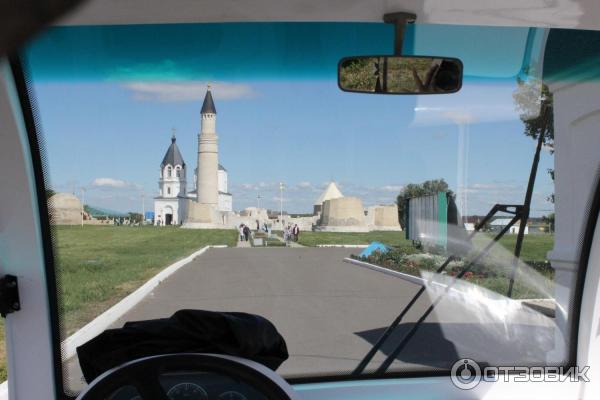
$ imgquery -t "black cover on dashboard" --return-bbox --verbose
[76,309,289,383]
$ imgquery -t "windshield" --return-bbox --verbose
[14,21,595,394]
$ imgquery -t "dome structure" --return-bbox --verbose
[318,197,368,232]
[48,193,82,225]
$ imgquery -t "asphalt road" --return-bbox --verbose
[64,247,557,392]
[108,247,429,376]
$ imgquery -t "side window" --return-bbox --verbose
[167,166,172,177]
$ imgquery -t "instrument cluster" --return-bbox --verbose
[109,371,267,400]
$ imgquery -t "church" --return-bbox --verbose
[153,89,232,226]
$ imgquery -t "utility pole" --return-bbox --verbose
[279,182,285,229]
[257,193,262,209]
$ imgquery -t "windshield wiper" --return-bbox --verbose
[354,129,546,375]
[352,206,523,375]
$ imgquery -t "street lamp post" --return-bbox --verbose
[279,182,284,229]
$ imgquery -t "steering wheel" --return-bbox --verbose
[75,353,295,400]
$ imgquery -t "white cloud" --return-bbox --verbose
[463,182,522,194]
[412,83,520,127]
[297,181,312,189]
[91,178,139,189]
[381,184,403,192]
[123,81,256,102]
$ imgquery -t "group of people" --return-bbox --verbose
[238,224,251,241]
[283,224,300,242]
[239,222,300,244]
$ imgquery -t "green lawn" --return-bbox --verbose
[54,225,237,334]
[298,231,410,247]
[0,225,236,381]
[495,234,554,263]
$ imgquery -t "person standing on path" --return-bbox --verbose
[243,225,251,242]
[239,224,245,241]
[292,224,300,242]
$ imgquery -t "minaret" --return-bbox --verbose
[196,86,218,206]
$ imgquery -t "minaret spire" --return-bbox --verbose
[196,88,219,206]
[200,85,217,115]
[171,127,176,142]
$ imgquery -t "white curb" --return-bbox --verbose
[0,245,227,398]
[343,257,449,290]
[316,244,369,248]
[61,245,226,359]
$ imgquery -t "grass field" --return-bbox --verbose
[494,234,554,263]
[0,225,237,381]
[54,226,237,334]
[298,231,411,247]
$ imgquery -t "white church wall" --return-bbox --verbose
[218,193,232,212]
[218,169,228,193]
[160,164,186,198]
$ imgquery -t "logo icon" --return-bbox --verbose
[451,358,482,390]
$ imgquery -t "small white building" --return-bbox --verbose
[490,218,529,235]
[154,134,188,225]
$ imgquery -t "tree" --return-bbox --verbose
[513,76,555,202]
[128,212,143,223]
[542,212,555,233]
[396,179,454,227]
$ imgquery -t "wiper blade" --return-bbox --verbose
[352,205,522,375]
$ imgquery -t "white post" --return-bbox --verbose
[279,182,284,229]
[81,188,85,227]
[456,121,470,220]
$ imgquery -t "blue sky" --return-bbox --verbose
[25,23,554,216]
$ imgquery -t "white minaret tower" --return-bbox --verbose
[196,86,219,206]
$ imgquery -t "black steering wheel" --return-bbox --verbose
[76,353,295,400]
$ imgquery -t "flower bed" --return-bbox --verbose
[352,246,554,299]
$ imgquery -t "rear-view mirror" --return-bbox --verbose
[338,56,463,95]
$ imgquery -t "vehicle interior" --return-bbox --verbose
[2,1,600,399]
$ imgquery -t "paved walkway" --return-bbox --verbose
[273,234,304,247]
[236,238,251,248]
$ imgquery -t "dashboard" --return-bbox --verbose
[108,371,268,400]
